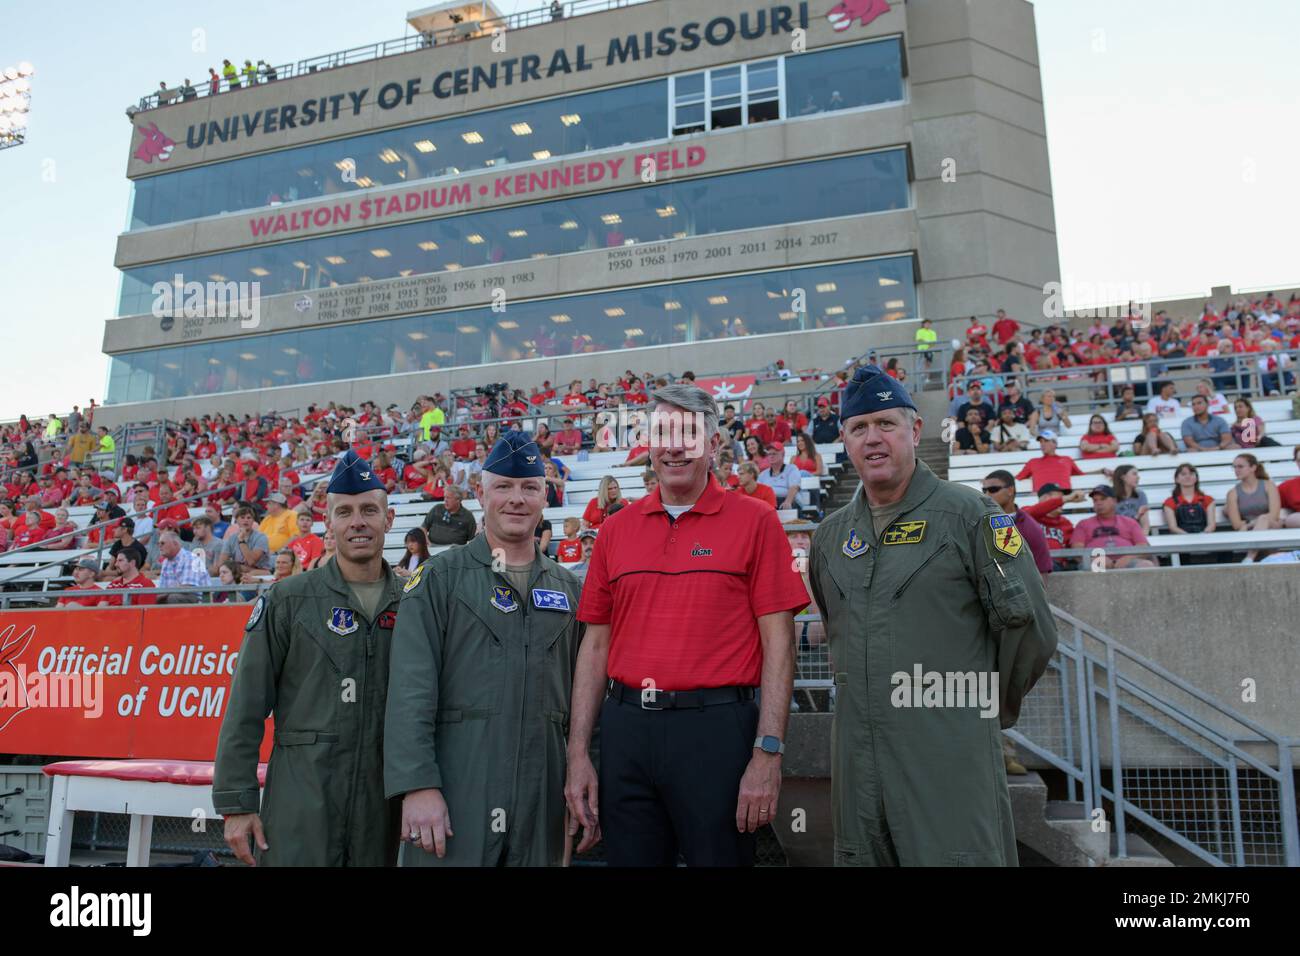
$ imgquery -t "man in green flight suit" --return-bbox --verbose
[386,431,585,866]
[213,449,403,866]
[808,365,1057,866]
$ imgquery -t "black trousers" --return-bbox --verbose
[599,694,759,866]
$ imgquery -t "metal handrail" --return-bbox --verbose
[951,347,1299,408]
[135,0,650,111]
[0,446,348,587]
[1007,604,1300,866]
[0,582,277,611]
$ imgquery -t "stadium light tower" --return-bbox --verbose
[0,62,35,151]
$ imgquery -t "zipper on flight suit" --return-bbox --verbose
[341,601,379,866]
[892,540,951,601]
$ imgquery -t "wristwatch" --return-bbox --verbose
[754,735,785,756]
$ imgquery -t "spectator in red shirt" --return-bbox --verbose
[553,418,583,455]
[40,508,78,550]
[965,315,990,351]
[991,308,1020,346]
[155,481,192,529]
[780,400,808,434]
[450,425,477,460]
[12,511,49,549]
[735,462,777,508]
[582,476,628,530]
[238,461,268,506]
[360,451,392,493]
[744,402,769,444]
[1070,484,1156,569]
[56,559,104,607]
[1015,431,1085,492]
[761,408,792,447]
[1279,445,1300,528]
[1078,415,1119,459]
[1021,484,1085,555]
[276,476,303,510]
[561,380,589,410]
[100,549,157,605]
[288,509,324,569]
[555,516,583,563]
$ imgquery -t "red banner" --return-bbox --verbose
[0,607,271,761]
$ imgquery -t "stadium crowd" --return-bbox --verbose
[946,296,1300,567]
[0,361,846,604]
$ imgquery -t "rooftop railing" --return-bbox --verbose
[135,0,651,113]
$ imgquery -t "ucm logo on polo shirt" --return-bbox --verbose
[690,543,713,557]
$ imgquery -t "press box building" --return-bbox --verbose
[100,0,1061,423]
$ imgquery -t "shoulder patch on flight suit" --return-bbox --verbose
[988,514,1023,558]
[842,528,869,558]
[245,595,266,631]
[881,520,926,545]
[403,563,424,593]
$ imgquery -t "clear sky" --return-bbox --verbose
[2,0,1297,419]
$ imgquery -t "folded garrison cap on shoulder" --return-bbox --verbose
[484,432,545,478]
[839,364,917,421]
[326,449,386,495]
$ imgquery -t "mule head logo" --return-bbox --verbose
[827,0,890,32]
[0,622,37,733]
[133,122,176,163]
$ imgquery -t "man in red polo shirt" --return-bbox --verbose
[100,549,157,606]
[566,383,807,866]
[1014,431,1086,493]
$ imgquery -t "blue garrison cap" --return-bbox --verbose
[839,364,918,421]
[484,432,545,478]
[326,449,386,495]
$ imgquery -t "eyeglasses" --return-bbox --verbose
[981,484,1007,494]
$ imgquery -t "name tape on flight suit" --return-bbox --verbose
[881,520,926,545]
[531,588,571,612]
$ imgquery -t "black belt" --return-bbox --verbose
[606,678,755,711]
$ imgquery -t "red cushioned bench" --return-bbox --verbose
[43,759,265,867]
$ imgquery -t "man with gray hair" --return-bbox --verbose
[156,529,209,603]
[566,383,809,866]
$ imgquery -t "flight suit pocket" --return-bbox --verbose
[980,565,1032,629]
[946,849,1001,866]
[833,840,866,867]
[274,731,340,746]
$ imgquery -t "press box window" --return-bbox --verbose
[671,60,782,136]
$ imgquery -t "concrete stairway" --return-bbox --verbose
[1007,771,1172,867]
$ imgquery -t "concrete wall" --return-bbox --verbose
[1045,565,1300,741]
[908,0,1060,337]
